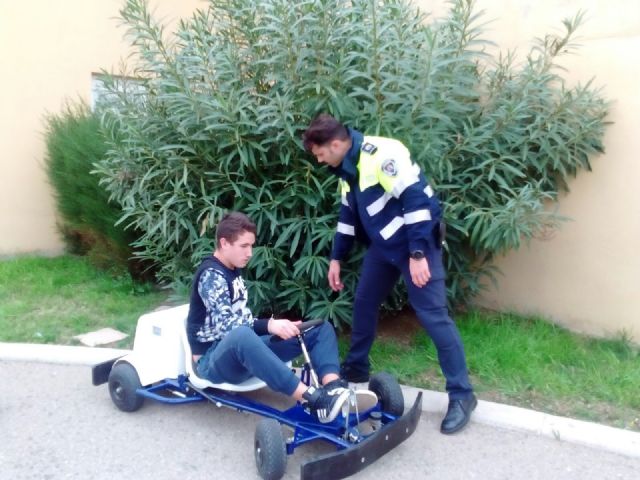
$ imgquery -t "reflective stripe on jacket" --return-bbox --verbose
[330,130,441,261]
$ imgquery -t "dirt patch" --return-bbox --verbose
[377,308,423,345]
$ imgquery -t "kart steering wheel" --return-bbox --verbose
[269,318,325,342]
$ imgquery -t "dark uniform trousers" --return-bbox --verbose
[344,245,474,400]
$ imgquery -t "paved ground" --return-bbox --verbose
[2,360,639,480]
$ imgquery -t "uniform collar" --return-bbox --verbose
[328,128,363,182]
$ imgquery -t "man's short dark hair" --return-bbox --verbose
[216,212,256,248]
[302,113,350,151]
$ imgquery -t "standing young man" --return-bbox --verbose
[187,211,360,423]
[303,114,476,434]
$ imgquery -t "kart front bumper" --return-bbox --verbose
[301,391,423,480]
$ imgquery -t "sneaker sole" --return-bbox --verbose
[348,389,378,412]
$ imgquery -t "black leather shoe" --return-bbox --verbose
[440,394,477,434]
[340,363,370,383]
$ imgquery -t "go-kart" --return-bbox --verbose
[92,304,422,479]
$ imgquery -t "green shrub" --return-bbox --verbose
[94,0,608,323]
[43,100,148,278]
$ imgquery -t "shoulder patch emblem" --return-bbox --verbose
[381,158,398,177]
[361,142,378,155]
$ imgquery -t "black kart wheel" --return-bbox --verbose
[108,362,144,412]
[254,418,287,480]
[369,372,405,417]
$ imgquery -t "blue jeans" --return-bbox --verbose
[344,245,474,400]
[196,322,340,396]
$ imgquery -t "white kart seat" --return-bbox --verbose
[125,304,291,390]
[180,317,269,392]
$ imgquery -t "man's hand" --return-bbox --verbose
[409,257,431,288]
[328,259,344,291]
[268,319,302,340]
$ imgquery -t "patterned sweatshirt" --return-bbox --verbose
[186,256,269,355]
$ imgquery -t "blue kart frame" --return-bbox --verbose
[92,305,422,479]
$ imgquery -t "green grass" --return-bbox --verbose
[2,255,638,431]
[0,255,166,347]
[356,311,640,431]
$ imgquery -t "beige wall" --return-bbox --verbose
[0,0,202,255]
[2,0,638,341]
[421,0,640,342]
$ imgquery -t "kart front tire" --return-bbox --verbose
[108,362,144,412]
[369,372,404,417]
[254,418,286,480]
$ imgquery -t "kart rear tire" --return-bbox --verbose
[254,418,287,480]
[369,372,404,417]
[108,362,144,412]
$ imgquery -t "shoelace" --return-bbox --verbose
[350,390,360,422]
[314,388,347,422]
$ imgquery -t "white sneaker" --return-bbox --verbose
[303,385,351,423]
[348,388,378,413]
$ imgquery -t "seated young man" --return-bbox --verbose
[187,212,373,423]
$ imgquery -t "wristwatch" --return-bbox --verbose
[410,250,425,260]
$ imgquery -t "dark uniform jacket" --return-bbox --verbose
[329,129,443,265]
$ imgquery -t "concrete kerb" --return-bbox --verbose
[399,385,640,459]
[1,342,130,366]
[2,342,639,459]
